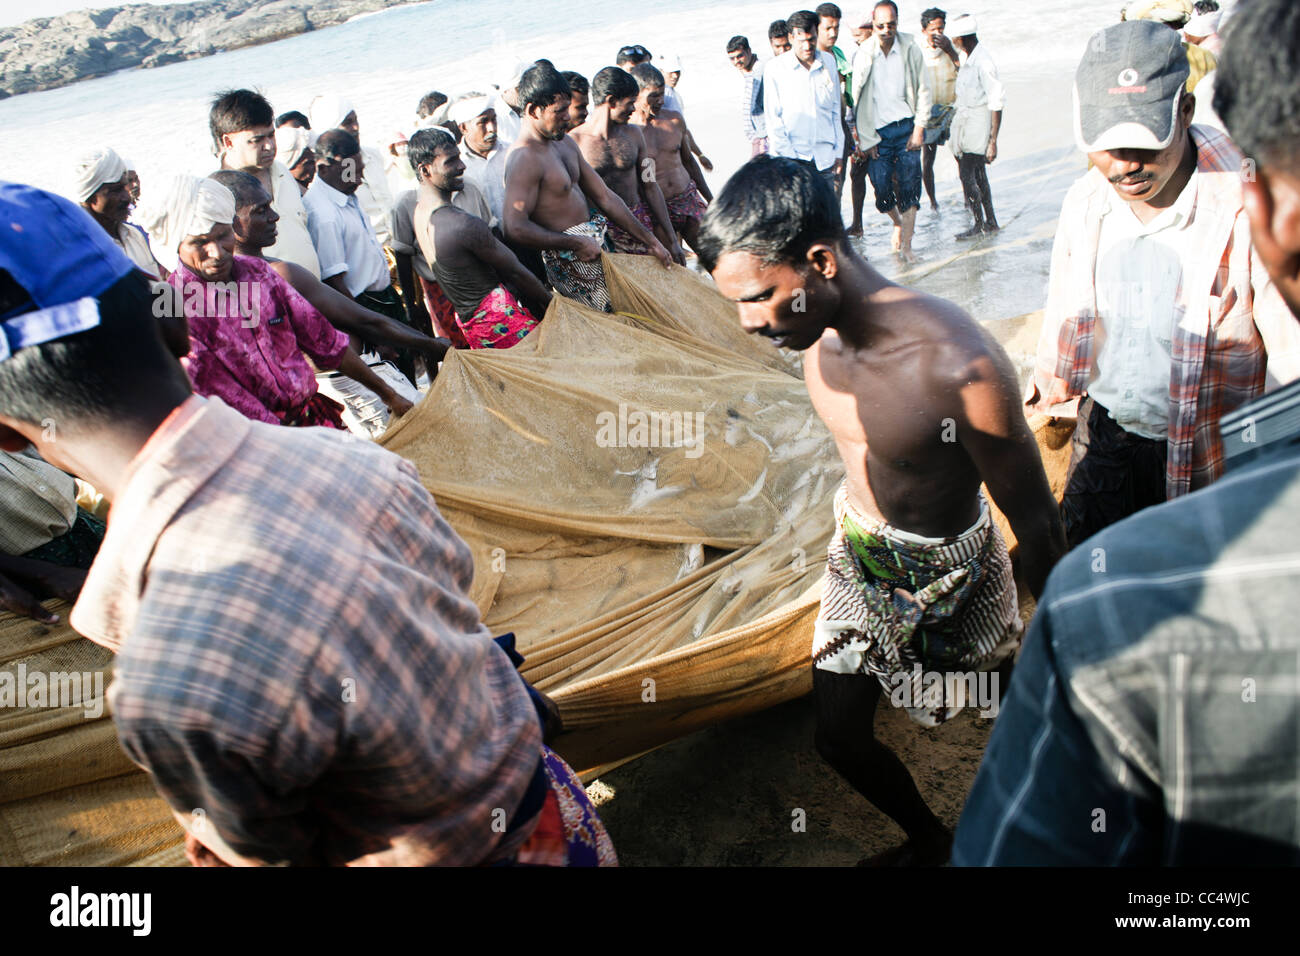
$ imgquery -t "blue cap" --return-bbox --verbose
[0,181,138,361]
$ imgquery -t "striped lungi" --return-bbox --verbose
[812,482,1021,726]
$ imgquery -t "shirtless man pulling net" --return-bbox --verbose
[699,156,1067,866]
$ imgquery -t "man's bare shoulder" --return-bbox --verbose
[877,286,1015,390]
[656,108,685,128]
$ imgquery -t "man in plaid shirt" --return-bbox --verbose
[0,184,615,867]
[1029,19,1300,547]
[955,0,1300,865]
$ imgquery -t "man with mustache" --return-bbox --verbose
[1029,19,1300,547]
[74,146,164,280]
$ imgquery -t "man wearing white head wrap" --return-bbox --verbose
[137,173,238,274]
[1184,1,1223,55]
[947,14,1005,237]
[1126,0,1218,91]
[147,174,411,428]
[74,146,163,279]
[275,125,316,194]
[451,95,508,228]
[309,93,395,247]
[487,60,532,147]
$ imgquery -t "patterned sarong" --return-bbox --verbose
[541,217,612,313]
[457,284,541,349]
[418,276,470,350]
[812,482,1021,726]
[665,180,707,231]
[605,200,656,255]
[510,746,619,867]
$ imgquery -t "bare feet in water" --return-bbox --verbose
[846,222,864,238]
[891,225,902,251]
[898,247,919,264]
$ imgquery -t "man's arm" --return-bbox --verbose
[461,214,553,320]
[336,346,414,417]
[393,251,433,335]
[826,55,844,169]
[0,553,86,624]
[274,259,447,365]
[502,148,601,260]
[633,130,684,262]
[908,47,932,151]
[683,125,713,173]
[955,339,1067,599]
[983,55,1006,164]
[575,145,672,267]
[763,64,793,157]
[304,204,352,299]
[673,116,713,202]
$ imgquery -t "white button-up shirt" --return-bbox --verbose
[953,43,1005,112]
[460,143,508,229]
[762,49,844,171]
[1090,172,1200,439]
[871,42,912,128]
[303,177,390,297]
[267,161,322,279]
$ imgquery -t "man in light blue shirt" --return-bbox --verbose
[763,10,845,192]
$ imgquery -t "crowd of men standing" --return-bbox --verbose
[6,0,1299,869]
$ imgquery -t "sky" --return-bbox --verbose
[1,0,202,28]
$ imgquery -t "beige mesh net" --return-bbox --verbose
[0,253,1071,865]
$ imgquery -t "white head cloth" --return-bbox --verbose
[309,94,357,135]
[72,147,127,203]
[947,13,977,37]
[1185,9,1221,35]
[498,59,533,93]
[449,95,492,126]
[657,53,682,73]
[137,174,236,273]
[276,125,312,169]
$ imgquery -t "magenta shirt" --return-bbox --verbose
[173,255,349,425]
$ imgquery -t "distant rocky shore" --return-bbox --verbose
[0,0,419,98]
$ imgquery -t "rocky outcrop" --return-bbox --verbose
[0,0,417,98]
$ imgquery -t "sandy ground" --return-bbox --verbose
[592,694,995,866]
[585,78,1088,866]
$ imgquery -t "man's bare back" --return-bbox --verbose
[804,286,1027,539]
[505,136,591,234]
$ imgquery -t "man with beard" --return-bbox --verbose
[73,146,164,279]
[503,62,671,313]
[628,63,712,256]
[570,67,682,262]
[411,128,551,349]
[698,155,1065,866]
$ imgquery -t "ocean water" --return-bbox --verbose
[1,0,1145,324]
[1,0,1116,193]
